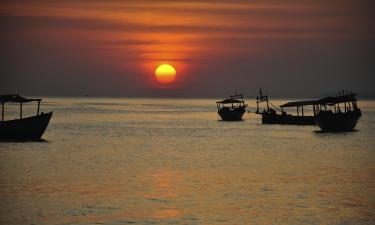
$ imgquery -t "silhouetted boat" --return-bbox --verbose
[0,95,53,140]
[255,89,316,125]
[315,92,361,132]
[216,93,247,121]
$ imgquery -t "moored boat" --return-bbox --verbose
[0,95,53,140]
[255,89,316,125]
[315,92,361,132]
[216,93,247,121]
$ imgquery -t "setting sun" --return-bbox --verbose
[155,64,176,84]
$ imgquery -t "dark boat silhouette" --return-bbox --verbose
[255,89,361,131]
[315,92,361,132]
[216,93,247,121]
[0,95,53,140]
[255,89,316,125]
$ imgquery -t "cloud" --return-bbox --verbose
[2,13,371,41]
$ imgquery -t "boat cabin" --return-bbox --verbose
[1,94,42,121]
[315,92,359,114]
[279,100,318,117]
[216,93,246,111]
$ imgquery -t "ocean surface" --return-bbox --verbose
[0,97,374,225]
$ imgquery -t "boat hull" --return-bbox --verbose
[315,110,361,132]
[261,113,315,125]
[218,108,245,121]
[0,112,53,140]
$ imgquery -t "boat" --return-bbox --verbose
[255,89,316,125]
[216,93,247,121]
[0,95,53,140]
[315,92,361,132]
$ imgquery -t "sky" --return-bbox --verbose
[1,0,374,98]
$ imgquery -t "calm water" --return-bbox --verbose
[0,98,374,225]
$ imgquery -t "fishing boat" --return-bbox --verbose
[255,89,316,125]
[0,95,53,140]
[315,92,361,132]
[216,93,247,121]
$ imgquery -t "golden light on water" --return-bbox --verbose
[155,64,177,84]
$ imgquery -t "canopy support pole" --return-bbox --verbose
[37,100,40,115]
[301,106,304,116]
[1,103,4,122]
[313,105,316,116]
[20,103,23,119]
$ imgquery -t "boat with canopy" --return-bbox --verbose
[0,95,53,140]
[255,89,361,131]
[216,93,247,121]
[315,92,361,132]
[255,89,316,125]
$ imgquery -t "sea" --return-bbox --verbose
[0,98,374,225]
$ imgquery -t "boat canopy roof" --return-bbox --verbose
[318,94,357,106]
[280,100,317,108]
[0,95,41,103]
[217,98,244,104]
[279,93,357,108]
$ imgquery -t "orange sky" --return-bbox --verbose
[1,0,374,97]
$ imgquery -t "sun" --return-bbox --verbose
[155,64,176,84]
